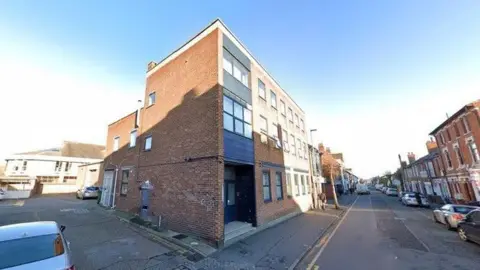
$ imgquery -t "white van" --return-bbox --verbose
[356,184,370,195]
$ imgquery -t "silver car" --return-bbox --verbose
[433,204,479,230]
[401,193,429,207]
[0,221,74,270]
[76,186,100,200]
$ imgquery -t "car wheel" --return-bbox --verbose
[458,227,468,241]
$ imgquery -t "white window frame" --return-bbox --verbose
[467,137,479,163]
[258,79,266,99]
[130,129,137,148]
[270,90,277,109]
[260,115,268,134]
[288,108,293,122]
[224,49,249,87]
[148,92,156,106]
[280,100,286,115]
[113,136,120,151]
[283,130,289,152]
[291,135,296,156]
[144,135,152,151]
[453,143,464,166]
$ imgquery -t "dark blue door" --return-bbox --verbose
[224,180,237,224]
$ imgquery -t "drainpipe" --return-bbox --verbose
[111,165,119,209]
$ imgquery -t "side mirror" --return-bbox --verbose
[60,225,66,232]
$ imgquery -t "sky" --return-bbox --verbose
[0,1,479,178]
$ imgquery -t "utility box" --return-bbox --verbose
[139,180,154,219]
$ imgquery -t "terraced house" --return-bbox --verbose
[430,100,480,203]
[102,19,311,247]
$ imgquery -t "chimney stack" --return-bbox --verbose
[426,138,438,154]
[407,152,416,164]
[147,61,157,72]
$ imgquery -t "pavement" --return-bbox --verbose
[296,191,480,270]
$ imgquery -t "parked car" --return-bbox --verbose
[385,188,398,196]
[0,221,74,270]
[398,191,413,201]
[433,204,478,230]
[76,186,100,200]
[0,188,5,200]
[401,193,429,207]
[458,210,480,244]
[381,187,388,193]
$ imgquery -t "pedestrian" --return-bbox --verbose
[415,192,423,207]
[319,192,327,210]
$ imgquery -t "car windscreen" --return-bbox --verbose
[0,233,65,269]
[453,206,477,214]
[86,187,98,191]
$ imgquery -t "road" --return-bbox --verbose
[0,196,176,270]
[300,191,480,270]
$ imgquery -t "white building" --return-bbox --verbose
[1,141,104,197]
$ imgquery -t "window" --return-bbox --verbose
[300,119,305,132]
[144,135,152,151]
[446,129,451,141]
[291,135,296,156]
[263,171,271,202]
[223,95,252,138]
[301,175,306,195]
[260,116,268,133]
[295,114,299,127]
[444,150,452,168]
[21,161,27,171]
[271,123,278,138]
[280,100,286,115]
[148,92,156,106]
[283,130,289,151]
[454,123,460,137]
[297,138,302,156]
[440,133,445,145]
[55,161,62,172]
[0,233,66,270]
[468,140,480,163]
[270,91,277,109]
[288,108,293,122]
[113,136,120,151]
[294,174,300,196]
[455,145,464,165]
[286,173,292,197]
[276,172,283,200]
[120,169,129,196]
[64,162,72,172]
[462,117,470,133]
[258,79,266,99]
[63,176,76,183]
[130,130,137,148]
[224,49,249,87]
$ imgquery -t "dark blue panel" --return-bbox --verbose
[223,131,254,164]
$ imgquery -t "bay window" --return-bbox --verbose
[223,49,249,87]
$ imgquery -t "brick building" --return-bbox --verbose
[101,19,311,246]
[429,100,480,203]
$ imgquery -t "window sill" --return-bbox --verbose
[120,194,127,197]
[146,103,155,109]
[271,106,277,110]
[264,199,272,203]
[277,197,284,201]
[259,96,266,101]
[144,149,152,152]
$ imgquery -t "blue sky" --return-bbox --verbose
[1,1,479,177]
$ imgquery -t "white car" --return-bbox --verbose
[402,193,429,207]
[356,184,370,195]
[385,188,398,196]
[0,221,74,270]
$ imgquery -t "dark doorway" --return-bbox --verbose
[224,164,255,225]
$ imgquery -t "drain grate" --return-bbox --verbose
[172,234,188,240]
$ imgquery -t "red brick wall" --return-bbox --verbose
[254,132,298,225]
[105,29,223,242]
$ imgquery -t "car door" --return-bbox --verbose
[468,211,480,243]
[439,205,452,224]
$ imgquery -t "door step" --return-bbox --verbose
[224,221,255,245]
